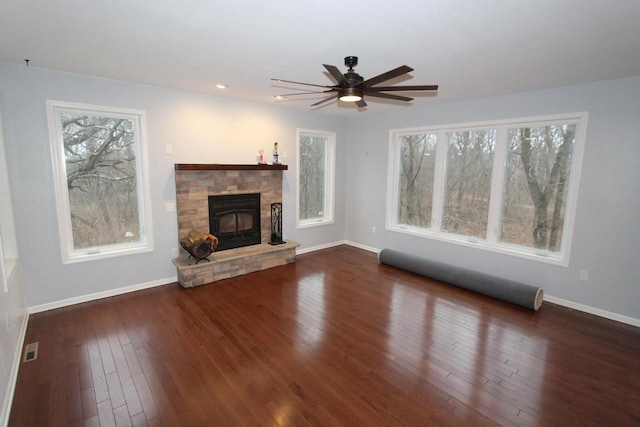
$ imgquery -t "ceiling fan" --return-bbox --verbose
[272,56,438,108]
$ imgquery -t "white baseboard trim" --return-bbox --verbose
[1,306,29,427]
[296,240,381,255]
[28,276,177,314]
[543,294,640,328]
[296,240,347,255]
[344,240,381,254]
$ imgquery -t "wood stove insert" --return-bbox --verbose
[209,193,261,251]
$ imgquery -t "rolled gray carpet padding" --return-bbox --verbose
[378,248,543,311]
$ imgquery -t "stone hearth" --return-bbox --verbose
[172,163,299,288]
[173,241,299,287]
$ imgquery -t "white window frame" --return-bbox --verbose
[296,129,336,228]
[0,104,19,291]
[386,112,587,266]
[47,100,154,264]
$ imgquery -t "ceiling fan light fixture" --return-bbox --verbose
[339,87,363,102]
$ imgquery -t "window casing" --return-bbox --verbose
[297,129,336,228]
[47,101,153,264]
[0,105,19,291]
[386,113,587,266]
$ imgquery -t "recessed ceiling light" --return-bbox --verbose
[215,84,227,89]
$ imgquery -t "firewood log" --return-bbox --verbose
[180,229,219,259]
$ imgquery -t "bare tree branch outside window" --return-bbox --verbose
[61,113,141,249]
[397,134,437,228]
[501,125,575,250]
[299,135,327,221]
[389,114,583,260]
[442,130,495,238]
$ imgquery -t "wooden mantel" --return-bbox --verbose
[175,163,288,171]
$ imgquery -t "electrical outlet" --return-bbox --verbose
[171,248,178,258]
[23,342,39,362]
[580,270,589,281]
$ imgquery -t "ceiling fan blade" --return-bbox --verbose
[276,90,335,97]
[310,94,338,107]
[356,99,367,108]
[370,85,439,92]
[362,65,413,88]
[364,91,413,102]
[271,78,334,89]
[323,64,347,85]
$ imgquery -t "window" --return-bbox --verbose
[297,129,335,227]
[47,101,153,263]
[387,113,586,265]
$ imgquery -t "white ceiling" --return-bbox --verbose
[1,0,639,116]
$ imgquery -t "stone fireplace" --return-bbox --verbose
[172,163,299,287]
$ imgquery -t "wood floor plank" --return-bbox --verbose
[9,245,640,426]
[121,344,159,422]
[63,363,83,426]
[96,398,116,427]
[112,404,131,427]
[101,315,144,418]
[80,387,98,421]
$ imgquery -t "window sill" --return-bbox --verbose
[388,225,568,267]
[62,244,153,264]
[297,218,335,229]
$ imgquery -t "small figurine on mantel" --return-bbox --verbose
[273,141,279,165]
[258,148,266,165]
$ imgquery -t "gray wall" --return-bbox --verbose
[344,76,640,321]
[0,61,347,308]
[1,59,639,323]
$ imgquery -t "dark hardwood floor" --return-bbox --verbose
[9,245,640,426]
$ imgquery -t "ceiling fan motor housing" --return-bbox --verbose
[345,71,363,86]
[343,56,363,86]
[344,56,358,69]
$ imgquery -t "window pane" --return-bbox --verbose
[62,113,141,249]
[396,134,437,228]
[501,124,575,251]
[299,135,326,220]
[442,130,495,238]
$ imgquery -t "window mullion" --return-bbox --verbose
[385,133,401,229]
[431,131,446,231]
[485,126,507,244]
